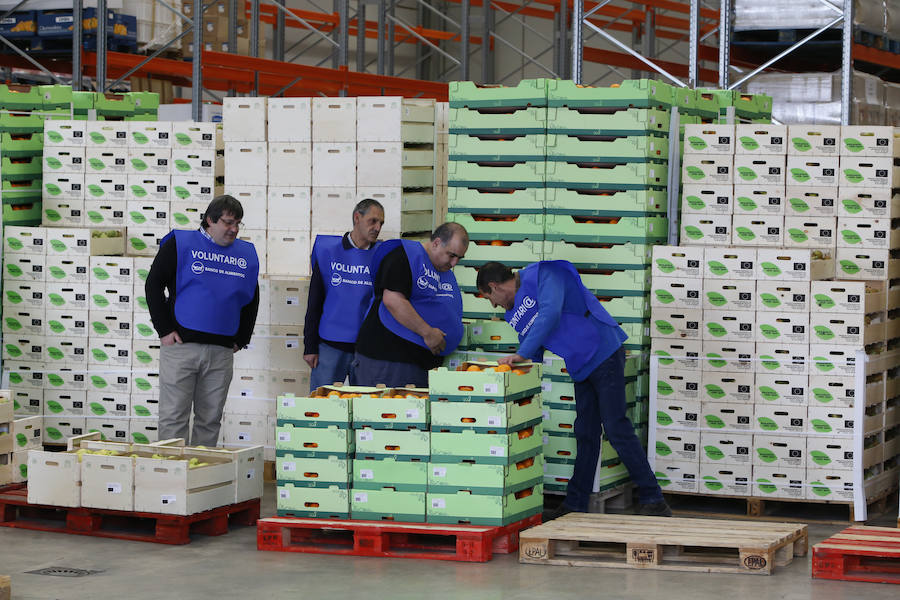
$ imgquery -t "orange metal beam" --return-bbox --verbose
[852,43,900,71]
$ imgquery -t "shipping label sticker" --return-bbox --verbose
[487,416,501,426]
[106,482,122,494]
[354,492,368,503]
[489,446,505,457]
[277,431,290,442]
[432,467,447,477]
[405,409,419,419]
[281,397,296,407]
[472,326,483,336]
[279,488,289,499]
[541,381,552,392]
[431,498,446,509]
[543,357,553,366]
[285,340,298,349]
[286,296,299,305]
[358,430,373,442]
[246,468,255,480]
[360,469,374,479]
[238,432,250,441]
[282,462,296,472]
[483,383,499,394]
[161,494,177,505]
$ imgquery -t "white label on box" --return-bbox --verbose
[282,462,296,472]
[247,469,255,480]
[542,410,550,420]
[405,409,419,419]
[483,383,499,394]
[286,296,299,306]
[487,416,501,426]
[432,467,447,477]
[358,430,373,442]
[354,493,368,503]
[106,482,122,494]
[541,381,552,392]
[238,432,251,441]
[471,326,483,336]
[431,498,446,508]
[279,488,289,499]
[278,431,290,442]
[489,446,505,456]
[360,469,373,479]
[161,494,177,505]
[542,435,549,444]
[281,398,295,407]
[285,340,298,349]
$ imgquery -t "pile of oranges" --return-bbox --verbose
[460,364,526,375]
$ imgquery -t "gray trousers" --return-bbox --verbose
[352,352,428,388]
[158,342,234,447]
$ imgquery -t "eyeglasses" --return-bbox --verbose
[219,217,242,228]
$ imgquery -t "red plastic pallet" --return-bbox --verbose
[0,485,259,545]
[812,526,900,584]
[257,513,542,562]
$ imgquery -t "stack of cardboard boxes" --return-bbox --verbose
[0,393,42,485]
[180,1,265,58]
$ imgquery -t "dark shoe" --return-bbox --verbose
[542,503,575,522]
[638,500,672,517]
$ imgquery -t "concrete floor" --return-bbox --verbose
[1,485,898,600]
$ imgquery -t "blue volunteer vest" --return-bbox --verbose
[171,229,259,337]
[506,261,624,374]
[313,234,379,343]
[376,239,464,356]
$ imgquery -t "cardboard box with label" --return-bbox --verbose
[785,187,838,218]
[85,417,130,442]
[755,248,834,281]
[684,124,735,154]
[127,148,171,176]
[4,280,46,311]
[11,389,42,416]
[132,372,160,396]
[699,432,753,465]
[3,334,44,363]
[650,339,702,371]
[755,280,810,313]
[170,176,223,204]
[752,466,807,499]
[680,214,731,246]
[222,413,268,446]
[806,437,855,471]
[44,335,89,365]
[89,256,133,286]
[810,280,885,314]
[27,450,82,506]
[731,214,784,247]
[171,122,223,150]
[681,184,732,215]
[42,417,86,445]
[86,392,130,418]
[703,247,757,280]
[655,431,699,462]
[810,311,883,346]
[732,185,784,216]
[125,201,169,229]
[702,310,754,342]
[651,277,702,309]
[735,124,787,154]
[787,155,839,187]
[755,342,810,375]
[128,121,172,149]
[266,187,311,231]
[702,279,754,312]
[655,398,700,429]
[783,217,836,249]
[268,97,312,143]
[806,469,854,501]
[755,372,808,406]
[44,173,86,201]
[650,307,702,340]
[840,125,899,157]
[835,248,900,280]
[83,201,125,228]
[808,405,860,436]
[700,340,755,373]
[44,390,87,417]
[755,311,809,345]
[700,401,754,431]
[838,217,900,250]
[2,306,44,336]
[134,452,235,516]
[85,147,129,175]
[5,225,47,256]
[43,146,86,173]
[655,369,701,402]
[46,228,90,257]
[652,245,703,279]
[788,125,840,156]
[753,434,806,469]
[733,154,785,186]
[130,418,159,444]
[682,154,733,185]
[755,404,807,433]
[699,463,753,496]
[84,173,128,202]
[653,459,699,493]
[45,120,86,147]
[840,156,900,188]
[3,361,45,390]
[838,187,900,218]
[4,255,44,282]
[700,371,754,404]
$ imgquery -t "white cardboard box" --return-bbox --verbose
[808,344,863,378]
[650,338,702,371]
[126,227,167,257]
[835,248,900,280]
[268,143,312,187]
[682,154,733,185]
[785,186,838,217]
[80,453,134,511]
[134,453,236,515]
[170,176,223,204]
[806,437,855,471]
[86,392,130,417]
[41,417,87,445]
[85,417,130,442]
[655,431,699,462]
[128,121,172,149]
[84,201,125,228]
[312,97,357,142]
[731,214,783,246]
[702,279,755,311]
[223,97,267,142]
[808,375,857,408]
[312,143,357,187]
[358,97,434,143]
[12,389,42,416]
[787,124,840,155]
[680,214,731,246]
[265,232,311,276]
[5,225,47,256]
[699,432,753,465]
[44,172,85,201]
[681,184,733,215]
[840,125,899,157]
[699,371,754,404]
[652,245,704,279]
[651,277,702,309]
[85,147,129,175]
[84,173,128,202]
[89,310,133,339]
[130,419,159,443]
[787,155,839,187]
[45,255,89,284]
[126,201,169,229]
[752,466,807,499]
[3,280,45,310]
[132,372,161,396]
[838,187,900,218]
[267,187,311,231]
[684,124,735,154]
[27,450,81,506]
[655,398,700,429]
[44,335,88,365]
[756,311,810,345]
[732,185,785,216]
[43,146,85,173]
[700,340,756,373]
[88,338,131,368]
[267,98,312,142]
[806,469,854,501]
[3,334,44,362]
[700,401,754,430]
[268,277,310,325]
[357,142,402,187]
[653,459,699,493]
[703,247,757,280]
[41,198,84,227]
[90,256,134,286]
[229,370,271,399]
[839,156,899,188]
[649,307,702,340]
[169,200,206,230]
[12,415,42,450]
[86,121,129,148]
[702,310,755,342]
[755,280,810,313]
[171,122,223,150]
[809,311,882,346]
[837,217,900,249]
[753,434,806,469]
[171,148,222,178]
[4,255,45,282]
[755,248,835,281]
[89,282,133,312]
[2,306,44,335]
[733,154,786,186]
[698,463,753,496]
[735,124,787,154]
[809,280,880,313]
[3,361,45,390]
[44,120,86,147]
[656,369,702,402]
[224,143,267,186]
[127,148,171,175]
[755,373,808,406]
[268,325,302,370]
[222,413,268,446]
[755,404,807,434]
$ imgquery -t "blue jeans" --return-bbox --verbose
[565,346,663,511]
[309,343,355,392]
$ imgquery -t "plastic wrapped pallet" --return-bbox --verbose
[735,0,887,33]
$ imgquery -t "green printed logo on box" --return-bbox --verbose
[15,433,26,447]
[44,209,61,222]
[813,325,835,341]
[174,159,191,173]
[756,448,777,463]
[706,353,726,368]
[812,388,833,403]
[47,131,63,143]
[131,159,148,172]
[655,441,672,456]
[46,346,63,360]
[810,419,831,433]
[706,322,726,338]
[736,196,756,211]
[841,199,862,214]
[49,240,66,252]
[790,168,810,183]
[90,402,106,415]
[702,476,724,491]
[45,183,62,196]
[8,373,22,385]
[656,410,673,426]
[47,373,64,387]
[130,211,147,224]
[4,344,21,357]
[655,259,675,274]
[90,375,108,389]
[656,381,673,396]
[48,266,65,280]
[132,432,150,443]
[705,292,727,307]
[788,197,810,213]
[88,158,105,171]
[704,414,725,428]
[810,481,830,497]
[91,348,109,362]
[759,325,780,340]
[131,185,148,198]
[843,138,863,153]
[685,166,705,181]
[736,167,757,182]
[840,229,862,245]
[132,132,149,145]
[839,260,861,275]
[134,405,152,416]
[135,378,152,391]
[843,169,864,184]
[739,137,760,151]
[758,386,779,402]
[45,157,62,170]
[685,195,705,211]
[18,464,27,478]
[707,261,728,276]
[653,290,674,304]
[92,294,110,308]
[5,290,22,304]
[704,446,724,461]
[810,450,832,466]
[760,262,782,277]
[757,417,778,431]
[6,237,23,250]
[136,324,154,337]
[174,187,191,200]
[687,136,707,151]
[46,400,63,413]
[683,226,703,240]
[92,321,109,335]
[735,227,755,242]
[88,184,105,197]
[135,350,153,364]
[791,138,811,152]
[45,427,63,441]
[757,478,777,494]
[759,293,780,308]
[137,297,148,310]
[654,350,674,366]
[89,132,106,144]
[48,321,65,334]
[812,356,834,372]
[655,471,672,486]
[175,133,192,146]
[813,294,835,309]
[87,211,104,224]
[5,264,22,277]
[653,320,675,335]
[130,237,147,251]
[93,267,110,280]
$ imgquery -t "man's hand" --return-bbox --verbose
[423,327,446,355]
[498,353,526,366]
[304,354,319,369]
[161,331,182,346]
[233,344,240,353]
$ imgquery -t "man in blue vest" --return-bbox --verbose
[146,195,260,447]
[476,260,671,518]
[303,198,385,390]
[353,222,468,388]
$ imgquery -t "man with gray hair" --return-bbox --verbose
[303,198,385,390]
[146,195,260,446]
[353,222,468,388]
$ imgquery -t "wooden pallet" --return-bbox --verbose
[813,526,900,584]
[0,485,259,545]
[519,513,807,575]
[257,513,541,562]
[0,575,9,600]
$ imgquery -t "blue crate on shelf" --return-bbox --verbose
[0,11,37,38]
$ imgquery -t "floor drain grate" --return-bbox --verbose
[26,567,101,578]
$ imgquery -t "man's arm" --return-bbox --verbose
[511,267,565,361]
[302,259,326,368]
[145,237,180,344]
[382,290,446,354]
[234,284,260,350]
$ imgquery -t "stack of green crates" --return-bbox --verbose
[697,89,773,124]
[275,386,362,519]
[0,84,73,226]
[352,387,431,522]
[540,351,650,494]
[447,79,549,322]
[72,91,157,121]
[427,362,544,525]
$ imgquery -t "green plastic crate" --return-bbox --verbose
[1,156,41,179]
[351,488,426,522]
[354,428,430,461]
[578,268,652,297]
[543,433,620,466]
[448,160,545,188]
[459,239,544,268]
[425,484,543,526]
[449,79,549,108]
[274,422,354,457]
[94,93,136,117]
[687,90,720,118]
[449,133,546,161]
[3,202,41,226]
[127,91,160,112]
[544,161,667,190]
[547,79,674,109]
[430,395,542,433]
[351,389,429,430]
[546,107,670,136]
[0,132,43,157]
[276,483,349,519]
[276,454,351,488]
[276,393,352,428]
[542,241,653,271]
[466,318,518,349]
[447,187,544,214]
[544,187,666,217]
[0,84,43,109]
[593,294,650,322]
[429,360,541,402]
[0,111,44,134]
[620,321,650,350]
[427,453,543,495]
[448,106,547,135]
[545,133,668,163]
[430,425,543,465]
[1,179,41,204]
[544,214,668,244]
[40,85,73,109]
[447,211,544,241]
[462,291,504,319]
[352,457,428,492]
[671,87,696,112]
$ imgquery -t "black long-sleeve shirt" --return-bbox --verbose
[303,232,357,356]
[145,235,259,349]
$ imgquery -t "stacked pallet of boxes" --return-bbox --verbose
[0,84,74,227]
[1,392,42,484]
[651,123,900,504]
[428,362,543,524]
